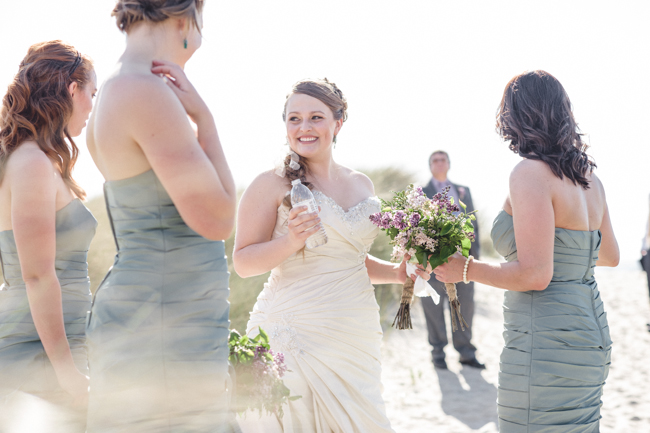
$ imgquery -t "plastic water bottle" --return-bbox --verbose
[290,179,328,249]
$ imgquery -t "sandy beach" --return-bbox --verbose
[381,259,650,433]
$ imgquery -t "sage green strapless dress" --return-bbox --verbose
[86,170,239,432]
[491,210,612,433]
[0,198,96,430]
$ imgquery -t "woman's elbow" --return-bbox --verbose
[187,216,235,241]
[525,267,553,291]
[232,252,253,278]
[598,254,620,267]
[23,269,58,290]
[202,221,235,241]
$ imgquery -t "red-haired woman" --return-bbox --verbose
[0,40,97,430]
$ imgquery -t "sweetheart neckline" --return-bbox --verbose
[312,191,379,214]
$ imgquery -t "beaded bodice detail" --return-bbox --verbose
[313,191,381,238]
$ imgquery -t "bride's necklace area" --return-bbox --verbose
[308,167,345,206]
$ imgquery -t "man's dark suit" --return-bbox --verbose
[420,179,480,364]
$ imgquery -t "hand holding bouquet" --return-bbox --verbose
[229,328,300,417]
[369,184,476,330]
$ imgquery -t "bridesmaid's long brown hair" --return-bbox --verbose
[496,70,596,189]
[0,40,93,199]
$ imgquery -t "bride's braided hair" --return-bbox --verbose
[281,78,348,208]
[496,70,596,189]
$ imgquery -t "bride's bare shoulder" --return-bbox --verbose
[340,166,375,194]
[242,170,291,207]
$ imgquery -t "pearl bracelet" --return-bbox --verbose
[463,255,474,284]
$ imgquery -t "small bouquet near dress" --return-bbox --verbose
[228,328,300,418]
[369,184,477,331]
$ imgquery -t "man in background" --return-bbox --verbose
[421,150,485,370]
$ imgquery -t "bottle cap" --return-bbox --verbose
[291,179,301,186]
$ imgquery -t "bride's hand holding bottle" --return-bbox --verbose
[286,205,322,250]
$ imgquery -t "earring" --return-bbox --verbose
[333,135,337,148]
[183,38,188,49]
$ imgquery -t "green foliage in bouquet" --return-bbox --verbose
[229,328,300,418]
[370,184,477,269]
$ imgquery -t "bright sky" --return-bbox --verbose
[1,1,648,261]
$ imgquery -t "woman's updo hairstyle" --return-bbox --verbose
[280,78,348,198]
[0,40,93,199]
[112,0,204,33]
[496,70,595,189]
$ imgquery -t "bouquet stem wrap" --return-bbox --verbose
[445,283,468,332]
[369,184,477,332]
[392,278,415,329]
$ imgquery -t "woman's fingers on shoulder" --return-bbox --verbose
[151,59,179,68]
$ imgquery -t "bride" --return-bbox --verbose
[233,78,430,432]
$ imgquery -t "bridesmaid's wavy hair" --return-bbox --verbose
[496,70,596,189]
[112,0,204,33]
[0,40,93,199]
[280,78,348,207]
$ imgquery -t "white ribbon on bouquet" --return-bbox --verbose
[406,262,440,305]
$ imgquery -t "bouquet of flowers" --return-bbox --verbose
[369,184,477,330]
[228,328,300,417]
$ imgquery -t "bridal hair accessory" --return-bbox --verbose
[288,149,300,170]
[274,148,301,178]
[369,185,476,331]
[463,255,474,284]
[69,52,82,76]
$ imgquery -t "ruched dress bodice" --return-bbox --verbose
[240,191,395,433]
[0,198,96,430]
[86,170,239,432]
[491,210,612,433]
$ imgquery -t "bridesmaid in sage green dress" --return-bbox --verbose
[0,41,97,430]
[434,70,619,433]
[85,1,239,431]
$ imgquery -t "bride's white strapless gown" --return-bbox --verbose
[238,191,394,433]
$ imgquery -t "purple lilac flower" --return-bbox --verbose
[380,213,393,229]
[255,346,267,358]
[274,352,287,377]
[409,213,421,226]
[393,211,407,229]
[415,186,424,196]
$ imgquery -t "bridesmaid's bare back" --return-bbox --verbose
[504,159,606,232]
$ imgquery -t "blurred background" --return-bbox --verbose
[1,0,649,330]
